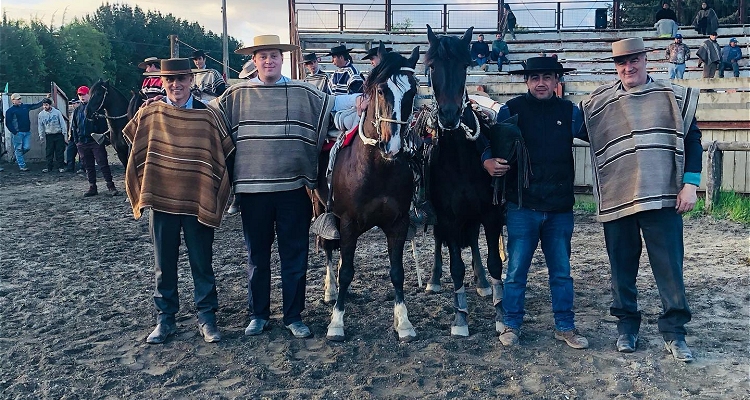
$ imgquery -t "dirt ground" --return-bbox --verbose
[1,159,748,399]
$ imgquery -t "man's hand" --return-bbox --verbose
[676,184,698,214]
[482,157,510,177]
[141,95,164,108]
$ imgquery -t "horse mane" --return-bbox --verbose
[364,51,412,96]
[424,34,471,67]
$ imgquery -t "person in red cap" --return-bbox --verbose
[69,85,119,197]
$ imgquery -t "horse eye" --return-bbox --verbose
[377,88,384,95]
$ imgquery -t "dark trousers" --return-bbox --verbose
[45,133,66,170]
[65,140,80,170]
[602,208,691,341]
[239,187,312,326]
[149,211,218,325]
[77,142,113,186]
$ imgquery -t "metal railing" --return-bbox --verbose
[295,1,615,33]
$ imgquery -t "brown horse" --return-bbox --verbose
[323,43,421,342]
[424,25,507,337]
[85,79,133,167]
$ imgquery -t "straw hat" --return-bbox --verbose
[238,60,258,79]
[143,58,202,76]
[609,38,650,59]
[235,35,299,55]
[138,57,161,69]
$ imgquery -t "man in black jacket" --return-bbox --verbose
[655,1,678,24]
[480,57,588,350]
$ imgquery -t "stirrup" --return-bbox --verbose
[310,212,340,240]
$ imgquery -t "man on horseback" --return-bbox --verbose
[191,49,226,101]
[217,35,361,340]
[480,57,588,349]
[123,57,235,344]
[299,52,329,92]
[69,86,119,197]
[137,57,166,99]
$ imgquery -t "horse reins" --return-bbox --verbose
[426,68,481,141]
[87,85,128,121]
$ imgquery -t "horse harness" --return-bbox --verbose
[86,84,128,122]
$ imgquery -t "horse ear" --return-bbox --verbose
[461,26,475,46]
[377,41,386,58]
[407,46,420,69]
[427,24,437,46]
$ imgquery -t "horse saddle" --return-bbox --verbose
[485,115,530,206]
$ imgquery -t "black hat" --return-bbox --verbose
[299,52,320,64]
[508,56,576,75]
[191,50,208,60]
[325,45,352,57]
[362,46,393,60]
[144,58,202,76]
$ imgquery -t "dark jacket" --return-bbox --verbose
[501,93,578,212]
[70,102,108,144]
[4,100,45,134]
[471,41,491,59]
[655,8,678,23]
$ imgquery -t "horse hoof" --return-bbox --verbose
[450,325,469,337]
[476,286,492,297]
[425,283,442,294]
[323,296,337,306]
[326,326,345,342]
[398,331,417,342]
[496,321,506,334]
[326,334,345,342]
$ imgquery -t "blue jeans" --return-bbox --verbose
[718,61,740,78]
[668,63,686,79]
[12,131,31,169]
[474,56,488,68]
[503,203,576,331]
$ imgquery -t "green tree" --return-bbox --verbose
[0,15,47,93]
[619,0,742,27]
[58,20,112,94]
[29,19,69,93]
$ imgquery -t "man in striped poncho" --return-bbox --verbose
[217,35,362,340]
[580,38,702,362]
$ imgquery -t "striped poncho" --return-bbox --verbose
[122,101,235,228]
[581,79,699,222]
[215,80,334,193]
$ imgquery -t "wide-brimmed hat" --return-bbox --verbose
[608,38,650,59]
[238,60,258,79]
[508,56,576,75]
[192,50,208,60]
[235,35,299,55]
[143,58,202,76]
[325,44,352,57]
[362,46,393,60]
[299,52,320,64]
[138,57,161,69]
[10,93,21,100]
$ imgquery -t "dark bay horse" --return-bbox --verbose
[85,79,133,167]
[424,25,507,337]
[325,44,421,342]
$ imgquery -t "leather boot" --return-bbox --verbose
[84,185,98,197]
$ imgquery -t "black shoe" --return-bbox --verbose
[106,183,120,196]
[616,333,638,353]
[83,186,98,197]
[665,339,694,362]
[146,322,177,344]
[198,322,222,343]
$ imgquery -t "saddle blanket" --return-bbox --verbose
[322,125,358,152]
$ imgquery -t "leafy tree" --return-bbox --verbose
[619,0,742,27]
[58,20,112,94]
[0,15,47,93]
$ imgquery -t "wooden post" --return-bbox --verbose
[169,35,179,58]
[705,141,723,212]
[289,0,299,79]
[339,3,345,32]
[740,0,746,24]
[612,0,620,29]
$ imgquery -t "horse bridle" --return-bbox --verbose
[86,85,128,121]
[426,67,481,141]
[358,66,416,149]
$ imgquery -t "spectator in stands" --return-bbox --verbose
[471,33,491,72]
[5,93,46,171]
[666,33,691,79]
[326,45,364,95]
[655,17,678,38]
[692,2,718,36]
[499,4,517,40]
[719,38,743,78]
[491,33,510,72]
[37,98,67,173]
[70,85,119,197]
[655,1,678,24]
[362,46,392,68]
[138,57,166,99]
[580,37,701,363]
[191,50,226,101]
[697,32,721,78]
[300,52,329,92]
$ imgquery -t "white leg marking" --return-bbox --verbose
[393,303,416,340]
[326,308,345,339]
[323,258,339,304]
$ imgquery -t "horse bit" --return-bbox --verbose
[86,85,128,121]
[358,66,417,148]
[424,68,481,141]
